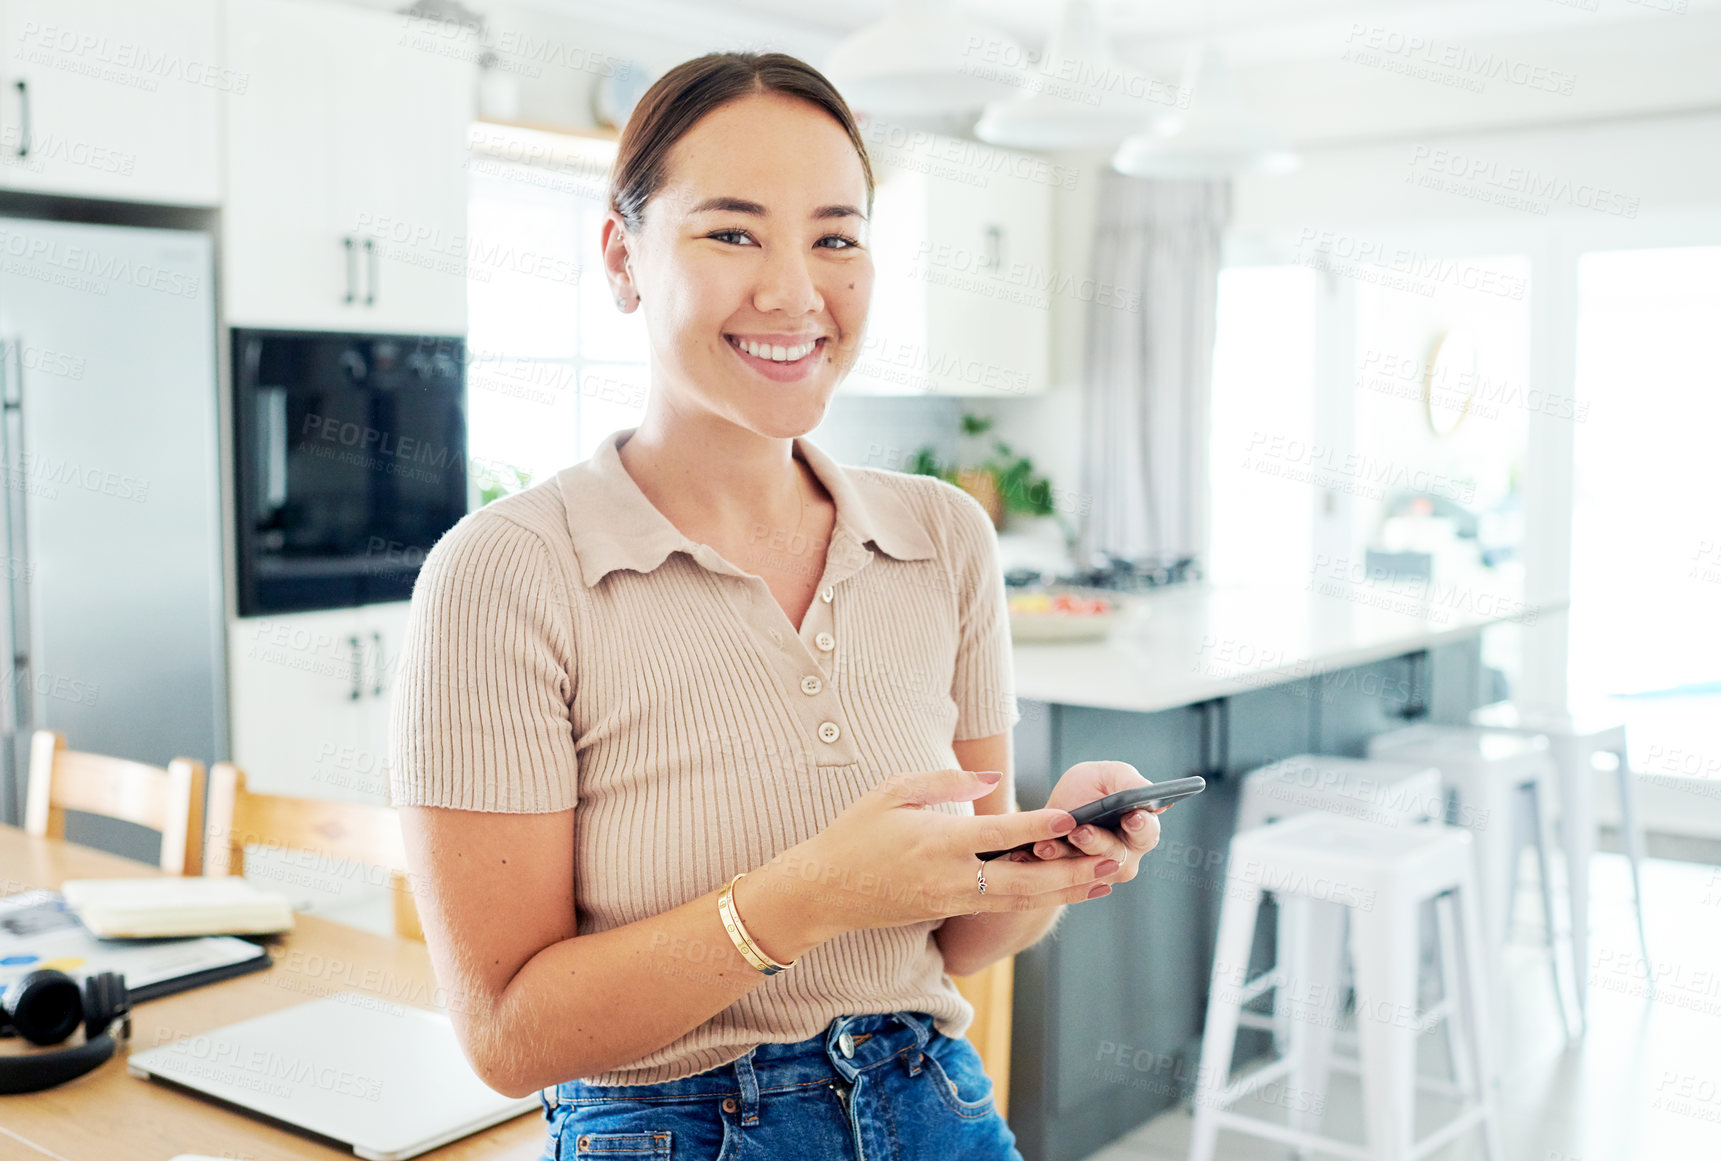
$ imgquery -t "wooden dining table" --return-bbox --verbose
[0,824,549,1161]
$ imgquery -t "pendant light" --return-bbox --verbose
[1111,42,1299,178]
[825,0,1030,118]
[975,0,1153,150]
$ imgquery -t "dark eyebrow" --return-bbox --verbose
[690,196,867,222]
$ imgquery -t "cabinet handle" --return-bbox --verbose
[1192,697,1229,779]
[364,238,377,306]
[14,80,28,158]
[343,237,357,304]
[371,631,384,697]
[348,635,363,701]
[0,339,33,738]
[1393,649,1430,720]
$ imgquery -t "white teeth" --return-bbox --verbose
[735,337,816,363]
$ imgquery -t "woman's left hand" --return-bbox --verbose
[1014,761,1170,896]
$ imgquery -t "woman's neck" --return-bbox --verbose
[616,410,813,548]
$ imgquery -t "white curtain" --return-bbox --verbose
[1078,175,1232,567]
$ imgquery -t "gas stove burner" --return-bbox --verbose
[1004,554,1201,592]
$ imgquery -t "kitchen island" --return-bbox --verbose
[1000,577,1553,1161]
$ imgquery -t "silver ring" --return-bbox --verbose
[976,861,987,896]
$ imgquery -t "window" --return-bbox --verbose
[1348,253,1531,581]
[1571,246,1721,791]
[465,129,649,503]
[1208,265,1318,585]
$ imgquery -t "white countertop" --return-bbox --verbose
[1011,575,1561,714]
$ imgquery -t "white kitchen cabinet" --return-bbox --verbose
[223,0,471,332]
[352,600,411,800]
[845,132,1052,398]
[228,601,411,806]
[0,0,221,205]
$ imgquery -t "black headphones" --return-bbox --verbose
[0,968,131,1095]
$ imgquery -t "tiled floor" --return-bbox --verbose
[1083,852,1721,1161]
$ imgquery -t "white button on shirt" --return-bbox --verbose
[818,721,842,744]
[820,586,834,603]
[801,674,823,695]
[814,631,835,651]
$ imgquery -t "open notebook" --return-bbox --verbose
[60,877,294,938]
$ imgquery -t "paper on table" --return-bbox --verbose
[0,890,272,1000]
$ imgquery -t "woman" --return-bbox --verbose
[391,51,1169,1161]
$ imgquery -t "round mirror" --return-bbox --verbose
[1423,327,1479,437]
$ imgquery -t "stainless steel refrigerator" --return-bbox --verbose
[0,216,226,837]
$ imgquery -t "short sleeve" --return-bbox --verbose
[388,511,579,813]
[944,485,1022,742]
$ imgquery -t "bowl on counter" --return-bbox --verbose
[1007,586,1134,643]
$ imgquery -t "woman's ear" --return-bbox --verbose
[599,212,639,309]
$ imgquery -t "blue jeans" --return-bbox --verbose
[536,1011,1024,1160]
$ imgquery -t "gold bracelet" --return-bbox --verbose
[718,871,795,975]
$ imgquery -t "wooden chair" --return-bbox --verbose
[25,729,205,875]
[952,956,1015,1119]
[204,762,422,941]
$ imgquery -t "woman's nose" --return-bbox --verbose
[752,248,823,315]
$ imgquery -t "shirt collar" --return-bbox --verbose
[557,427,937,589]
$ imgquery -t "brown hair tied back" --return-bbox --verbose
[607,52,876,236]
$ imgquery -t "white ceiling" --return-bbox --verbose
[666,0,1721,60]
[516,0,1721,146]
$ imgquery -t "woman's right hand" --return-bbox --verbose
[755,767,1117,940]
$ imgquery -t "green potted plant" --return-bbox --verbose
[907,413,1063,535]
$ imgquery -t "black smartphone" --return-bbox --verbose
[975,776,1207,861]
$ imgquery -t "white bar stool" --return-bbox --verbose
[1365,724,1578,1037]
[1237,754,1447,833]
[1188,813,1503,1161]
[1470,701,1652,1020]
[1235,756,1448,1056]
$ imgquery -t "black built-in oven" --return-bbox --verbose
[232,328,468,616]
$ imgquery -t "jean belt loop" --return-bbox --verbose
[895,1011,933,1076]
[733,1047,763,1127]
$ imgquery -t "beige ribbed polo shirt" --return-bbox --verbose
[388,426,1022,1086]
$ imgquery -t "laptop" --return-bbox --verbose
[128,992,541,1161]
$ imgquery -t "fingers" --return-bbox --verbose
[1118,808,1161,852]
[961,807,1076,858]
[1065,819,1132,863]
[1017,825,1121,865]
[979,868,1115,912]
[1022,812,1144,862]
[1064,759,1146,796]
[1014,836,1075,861]
[882,767,1001,809]
[979,849,1116,899]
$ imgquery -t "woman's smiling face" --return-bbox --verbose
[603,91,874,438]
